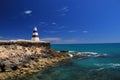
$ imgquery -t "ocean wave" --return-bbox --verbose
[96,67,105,71]
[94,63,120,68]
[80,52,108,57]
[81,52,107,55]
[81,52,98,54]
[58,50,107,57]
[80,52,98,55]
[58,50,106,55]
[68,51,77,53]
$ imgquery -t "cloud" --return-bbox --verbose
[24,10,32,14]
[41,37,80,44]
[57,39,80,44]
[39,22,57,27]
[60,7,69,12]
[0,36,9,40]
[41,38,61,41]
[82,30,88,33]
[0,36,3,39]
[44,30,60,33]
[39,22,48,27]
[52,22,57,25]
[68,30,76,33]
[58,26,66,29]
[57,6,70,16]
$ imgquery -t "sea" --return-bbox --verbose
[25,43,120,80]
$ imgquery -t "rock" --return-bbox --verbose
[60,50,69,53]
[16,46,23,50]
[0,63,6,72]
[11,65,19,70]
[20,68,29,72]
[68,54,73,58]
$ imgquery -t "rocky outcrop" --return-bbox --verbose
[0,40,68,73]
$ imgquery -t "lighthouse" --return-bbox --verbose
[31,27,40,41]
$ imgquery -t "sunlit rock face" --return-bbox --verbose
[0,40,50,72]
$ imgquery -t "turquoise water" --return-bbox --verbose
[26,43,120,80]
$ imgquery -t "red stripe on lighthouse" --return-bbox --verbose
[32,35,39,37]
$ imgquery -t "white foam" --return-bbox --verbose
[68,54,73,58]
[96,67,105,71]
[56,51,60,52]
[68,51,76,54]
[57,51,107,57]
[94,63,120,68]
[81,52,98,55]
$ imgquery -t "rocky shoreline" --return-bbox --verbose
[0,40,69,80]
[0,57,70,80]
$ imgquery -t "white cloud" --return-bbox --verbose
[52,22,57,25]
[58,40,80,44]
[0,36,3,39]
[68,30,76,32]
[57,6,70,16]
[44,30,60,33]
[24,10,32,14]
[39,22,48,27]
[82,30,88,33]
[58,26,66,29]
[41,37,80,44]
[60,7,69,12]
[41,38,61,41]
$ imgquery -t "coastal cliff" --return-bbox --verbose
[0,40,69,80]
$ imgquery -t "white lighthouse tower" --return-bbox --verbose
[31,27,40,41]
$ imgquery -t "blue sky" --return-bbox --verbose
[0,0,120,44]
